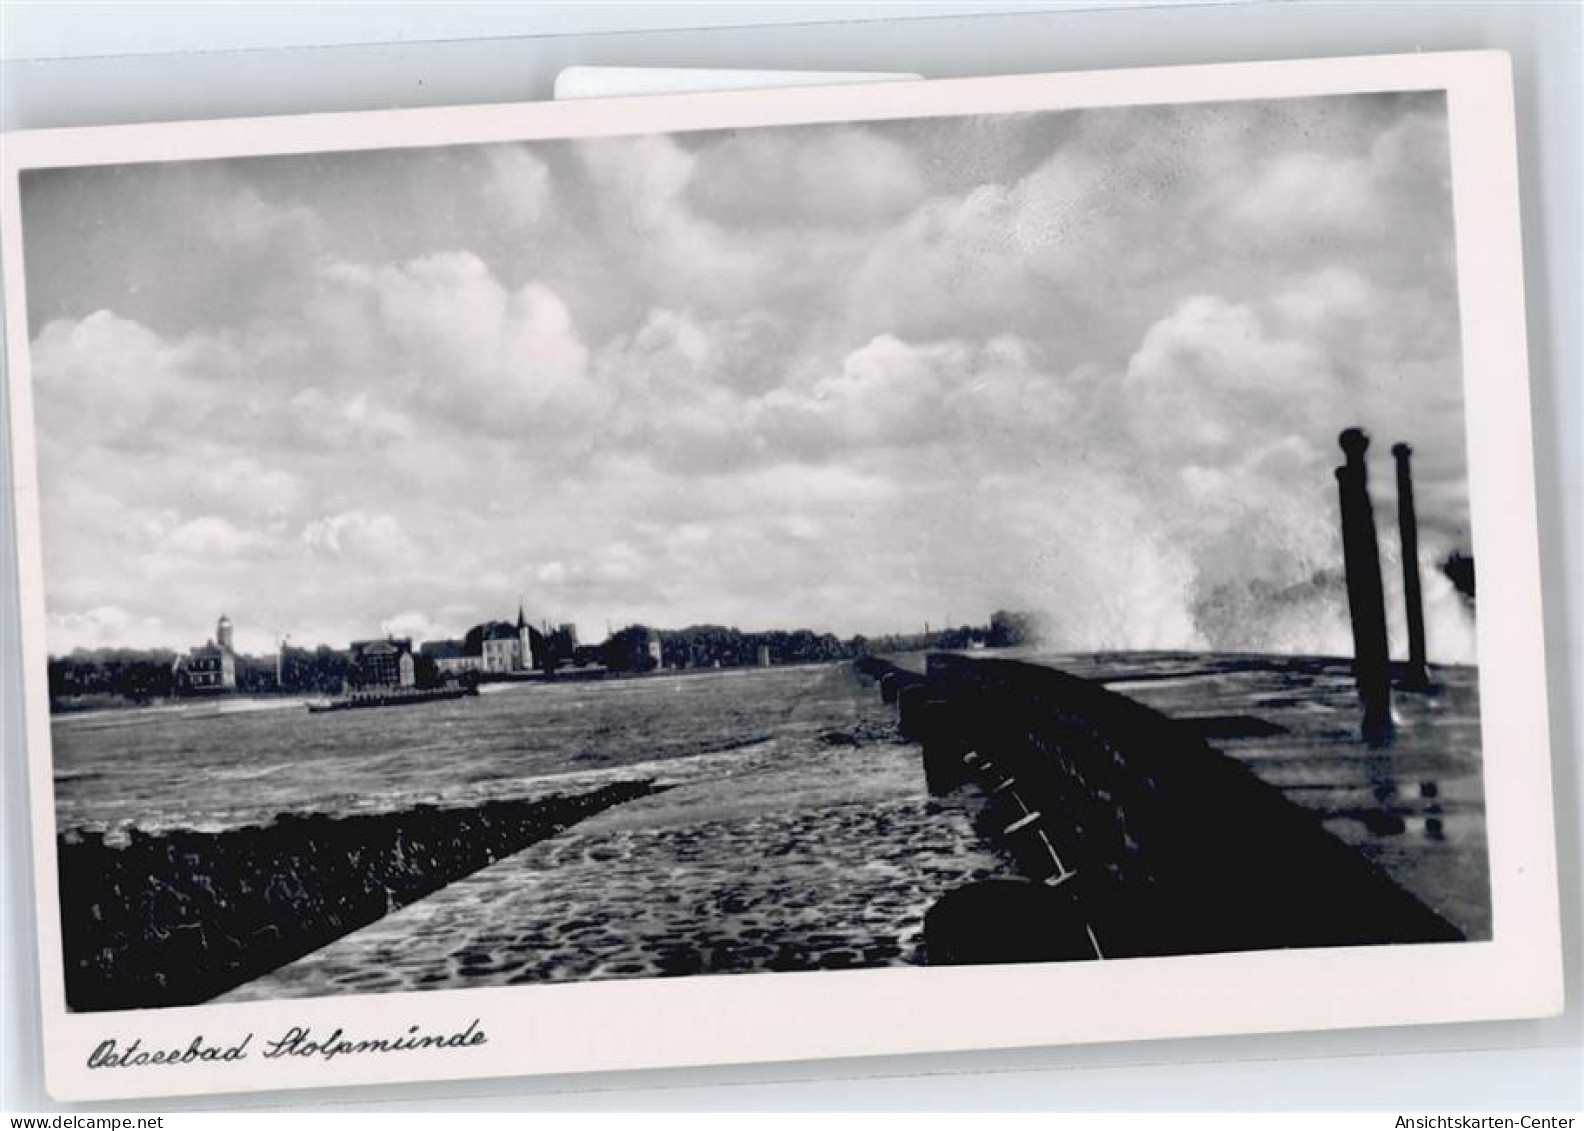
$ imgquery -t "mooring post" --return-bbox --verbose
[1336,429,1393,745]
[1392,443,1430,690]
[897,683,930,739]
[920,699,970,796]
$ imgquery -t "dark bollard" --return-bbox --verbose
[916,697,970,796]
[924,879,1100,965]
[879,672,900,704]
[922,744,966,796]
[897,684,932,739]
[1392,443,1430,690]
[1335,428,1393,745]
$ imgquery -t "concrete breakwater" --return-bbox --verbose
[57,781,656,1011]
[857,653,1465,964]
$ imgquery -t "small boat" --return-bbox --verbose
[306,685,477,713]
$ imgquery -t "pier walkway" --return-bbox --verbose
[1056,652,1487,939]
[222,665,1016,999]
[222,650,1488,1000]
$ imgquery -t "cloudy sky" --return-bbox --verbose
[21,91,1478,661]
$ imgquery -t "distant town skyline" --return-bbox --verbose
[45,602,992,660]
[23,92,1477,661]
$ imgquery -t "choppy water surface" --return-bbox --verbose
[54,653,1487,1000]
[52,665,876,836]
[58,663,1019,997]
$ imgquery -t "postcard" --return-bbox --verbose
[0,50,1562,1102]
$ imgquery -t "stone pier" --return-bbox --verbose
[863,651,1483,965]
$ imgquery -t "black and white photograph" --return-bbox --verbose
[0,52,1562,1102]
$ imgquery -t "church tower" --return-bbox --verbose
[516,602,532,671]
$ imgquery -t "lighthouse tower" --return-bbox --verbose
[216,613,234,653]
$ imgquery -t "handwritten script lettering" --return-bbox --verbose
[86,1019,485,1069]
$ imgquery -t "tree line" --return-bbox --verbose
[599,610,1040,673]
[47,610,1042,706]
[47,645,361,706]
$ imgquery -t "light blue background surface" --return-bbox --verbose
[1,0,1578,1113]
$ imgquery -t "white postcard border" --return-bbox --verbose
[0,50,1562,1103]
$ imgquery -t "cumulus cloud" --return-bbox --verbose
[1123,295,1331,464]
[482,144,553,228]
[315,252,595,437]
[382,610,442,641]
[196,185,324,252]
[161,516,269,557]
[288,388,416,450]
[25,90,1476,663]
[48,606,170,653]
[30,311,242,448]
[300,512,412,559]
[191,456,308,523]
